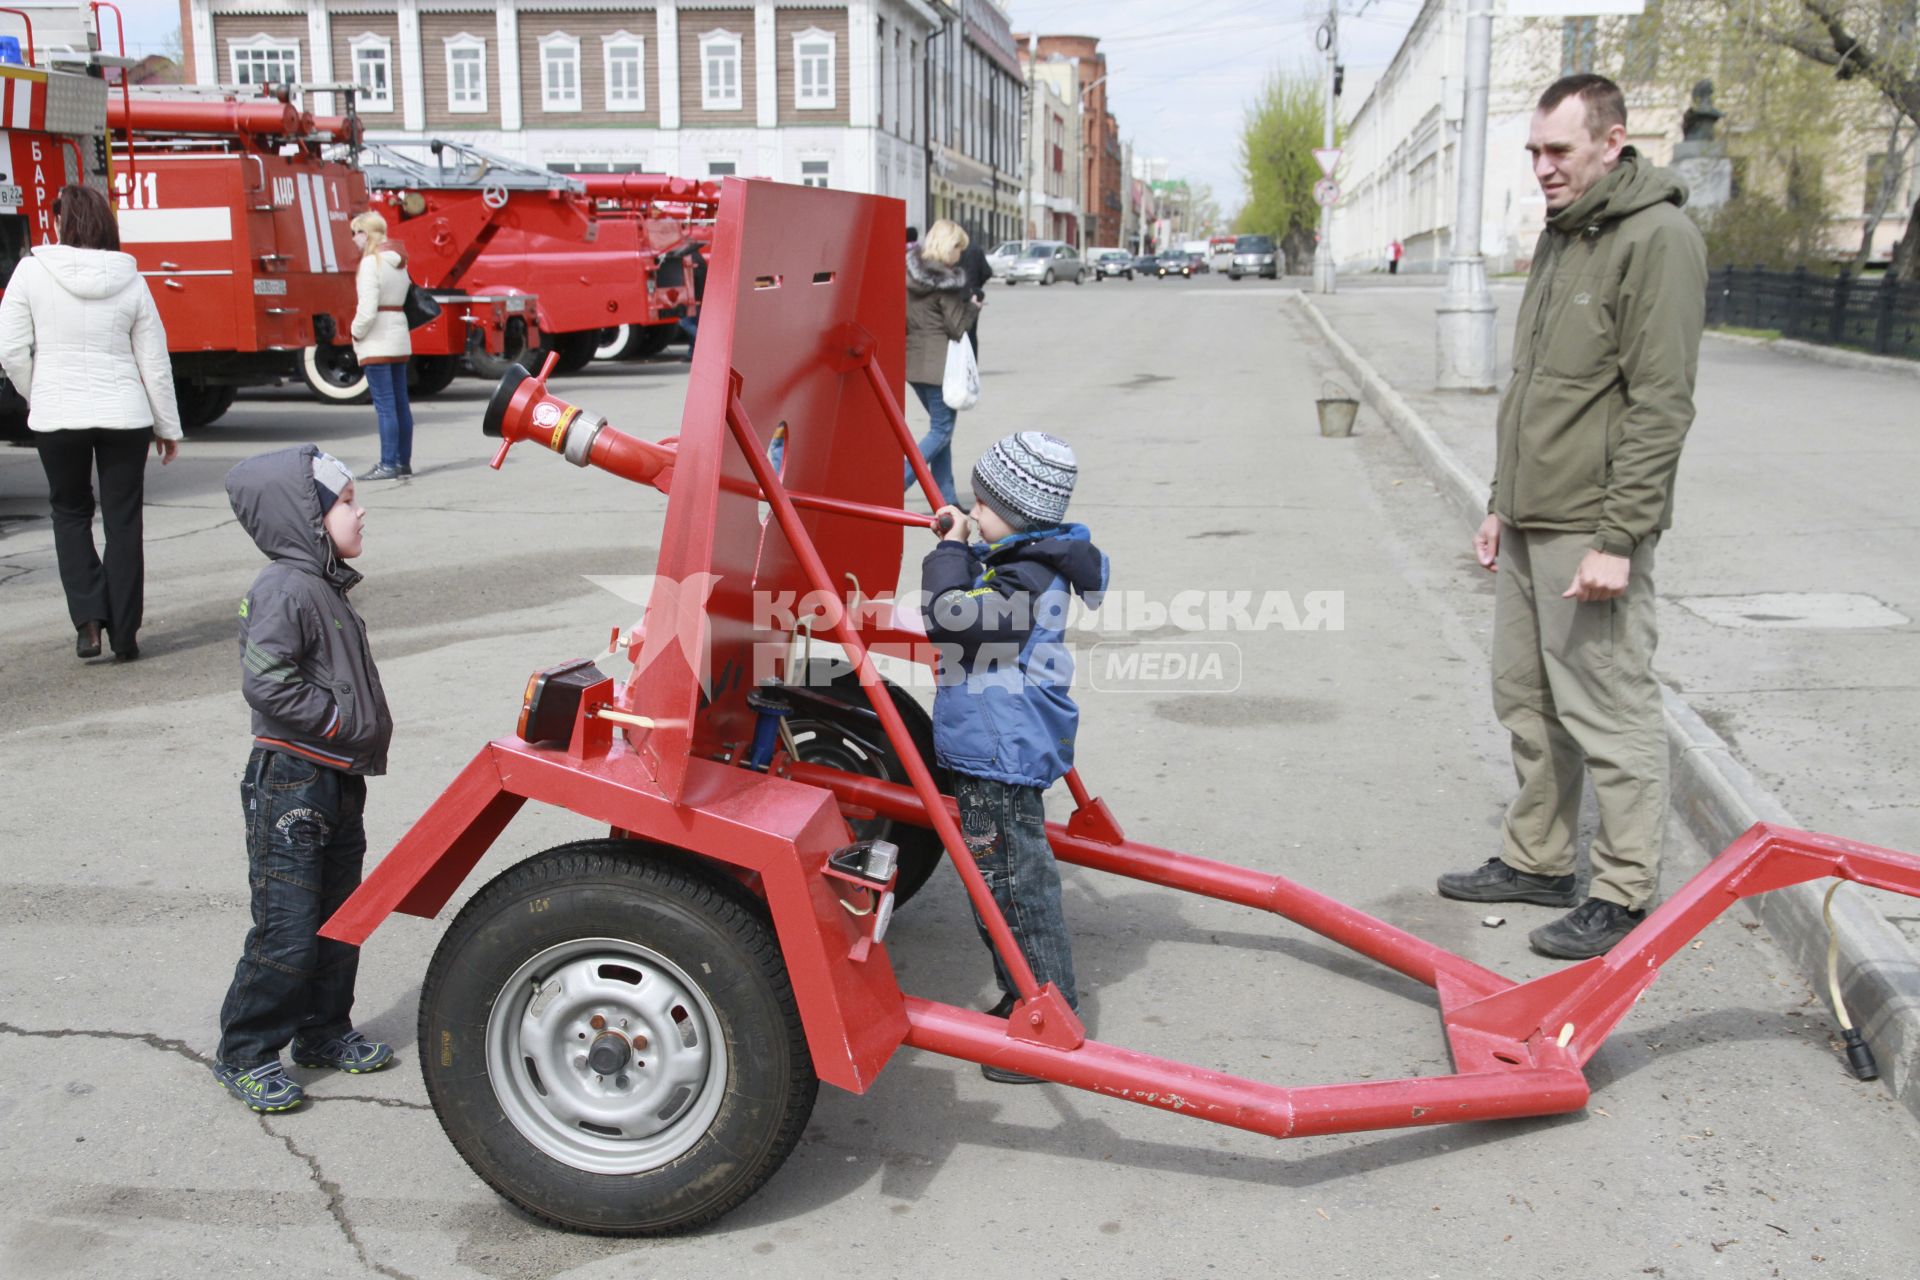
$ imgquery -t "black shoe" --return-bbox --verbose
[114,643,139,662]
[984,994,1016,1019]
[75,621,102,659]
[1529,898,1647,960]
[357,464,401,481]
[1437,857,1578,907]
[395,464,412,477]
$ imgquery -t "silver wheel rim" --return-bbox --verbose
[486,936,728,1174]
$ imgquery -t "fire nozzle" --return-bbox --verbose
[482,357,677,490]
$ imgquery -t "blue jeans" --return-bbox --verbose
[957,774,1078,1009]
[905,380,958,506]
[365,361,413,469]
[217,748,369,1068]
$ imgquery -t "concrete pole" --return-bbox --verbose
[1312,0,1337,294]
[1435,2,1497,390]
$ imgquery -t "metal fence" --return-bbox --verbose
[1707,266,1920,361]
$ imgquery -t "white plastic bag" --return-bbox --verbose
[941,335,979,412]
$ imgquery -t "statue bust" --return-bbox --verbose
[1682,80,1722,143]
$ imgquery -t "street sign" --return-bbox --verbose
[1313,178,1340,207]
[1312,148,1341,178]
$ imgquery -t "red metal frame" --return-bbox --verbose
[323,179,1920,1145]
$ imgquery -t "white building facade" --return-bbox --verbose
[1021,59,1078,244]
[183,0,939,227]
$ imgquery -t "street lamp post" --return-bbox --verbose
[1312,2,1338,294]
[1435,3,1498,390]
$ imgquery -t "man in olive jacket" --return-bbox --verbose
[1438,75,1707,960]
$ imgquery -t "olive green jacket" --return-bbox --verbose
[1490,150,1708,556]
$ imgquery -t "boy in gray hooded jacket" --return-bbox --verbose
[212,446,396,1112]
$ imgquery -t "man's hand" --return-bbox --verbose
[154,436,178,465]
[1474,513,1502,571]
[933,505,970,542]
[1562,549,1630,601]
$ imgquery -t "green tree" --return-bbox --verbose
[1236,68,1324,273]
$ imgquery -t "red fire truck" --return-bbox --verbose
[0,16,114,435]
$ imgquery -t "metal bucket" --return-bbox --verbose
[1315,385,1359,437]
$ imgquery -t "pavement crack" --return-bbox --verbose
[263,1120,421,1280]
[330,1092,434,1112]
[0,1020,213,1068]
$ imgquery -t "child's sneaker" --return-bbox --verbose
[213,1060,305,1112]
[292,1030,395,1074]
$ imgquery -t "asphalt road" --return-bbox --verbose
[2,273,1916,1278]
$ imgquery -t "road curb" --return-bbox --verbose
[1297,291,1920,1120]
[1704,329,1920,380]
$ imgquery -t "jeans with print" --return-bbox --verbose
[217,748,369,1069]
[365,362,414,469]
[957,773,1078,1009]
[904,381,959,506]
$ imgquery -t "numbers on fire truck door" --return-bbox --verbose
[113,170,160,211]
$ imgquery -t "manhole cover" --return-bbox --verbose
[1674,593,1909,630]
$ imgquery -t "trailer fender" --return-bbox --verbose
[320,739,908,1092]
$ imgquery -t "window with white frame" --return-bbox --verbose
[800,158,830,188]
[444,34,487,113]
[603,33,645,111]
[700,30,742,110]
[230,35,300,88]
[348,34,392,112]
[540,32,580,111]
[793,28,834,110]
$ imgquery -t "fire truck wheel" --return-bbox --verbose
[300,345,371,405]
[593,326,636,361]
[629,324,679,359]
[419,842,817,1236]
[784,658,948,906]
[176,383,238,430]
[409,356,461,398]
[541,331,601,375]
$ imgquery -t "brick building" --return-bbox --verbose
[1017,33,1119,248]
[179,0,939,225]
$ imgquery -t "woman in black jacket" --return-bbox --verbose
[903,219,979,506]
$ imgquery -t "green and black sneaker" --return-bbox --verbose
[213,1060,305,1113]
[292,1030,395,1074]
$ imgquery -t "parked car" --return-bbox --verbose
[1003,240,1088,286]
[1228,234,1279,280]
[985,240,1028,278]
[1092,249,1134,280]
[1132,252,1161,276]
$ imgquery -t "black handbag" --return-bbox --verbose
[401,283,441,330]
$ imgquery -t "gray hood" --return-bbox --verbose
[30,244,142,299]
[226,445,361,592]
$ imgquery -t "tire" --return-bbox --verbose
[783,658,948,906]
[1041,270,1053,286]
[1126,271,1134,281]
[528,330,601,376]
[419,841,818,1236]
[469,317,532,381]
[629,324,678,359]
[176,381,237,429]
[593,326,636,361]
[409,355,460,398]
[301,344,369,404]
[1073,269,1085,285]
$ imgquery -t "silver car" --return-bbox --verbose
[1228,234,1279,280]
[1003,240,1088,286]
[984,240,1028,278]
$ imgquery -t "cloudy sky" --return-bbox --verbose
[114,0,1428,214]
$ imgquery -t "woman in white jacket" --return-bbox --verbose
[0,183,181,661]
[348,211,414,481]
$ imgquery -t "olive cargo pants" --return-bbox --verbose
[1492,526,1665,910]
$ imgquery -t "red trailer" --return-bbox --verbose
[105,93,365,426]
[322,179,1920,1237]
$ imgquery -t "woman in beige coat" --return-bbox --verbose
[348,211,413,480]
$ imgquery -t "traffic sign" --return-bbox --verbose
[1313,178,1340,207]
[1312,148,1341,178]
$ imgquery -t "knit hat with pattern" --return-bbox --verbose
[312,450,353,516]
[971,432,1077,532]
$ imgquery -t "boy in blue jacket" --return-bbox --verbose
[212,447,397,1112]
[923,433,1107,1083]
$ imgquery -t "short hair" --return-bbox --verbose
[921,219,969,266]
[1538,74,1626,137]
[350,210,388,256]
[53,184,119,252]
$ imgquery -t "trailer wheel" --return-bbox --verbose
[409,355,461,398]
[784,658,948,906]
[175,382,237,430]
[593,326,636,361]
[301,345,370,404]
[419,842,817,1236]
